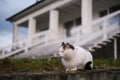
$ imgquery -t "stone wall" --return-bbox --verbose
[0,69,120,80]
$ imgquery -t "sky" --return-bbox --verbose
[0,0,36,48]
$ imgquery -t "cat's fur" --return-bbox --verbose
[59,42,93,71]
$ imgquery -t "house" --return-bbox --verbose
[0,0,120,59]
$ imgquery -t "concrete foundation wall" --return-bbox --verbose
[0,69,120,80]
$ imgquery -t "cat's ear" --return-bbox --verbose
[61,42,65,46]
[66,42,75,50]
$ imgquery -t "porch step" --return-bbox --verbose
[89,32,120,52]
[90,33,120,59]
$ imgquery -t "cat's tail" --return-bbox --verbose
[84,61,92,70]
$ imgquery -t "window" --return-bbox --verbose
[100,9,108,17]
[99,4,120,28]
[100,4,120,17]
[109,5,120,13]
[109,5,120,25]
[76,17,81,26]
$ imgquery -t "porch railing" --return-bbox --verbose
[72,10,120,46]
[0,30,50,59]
[0,10,120,59]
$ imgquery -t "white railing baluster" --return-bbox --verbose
[103,19,108,40]
[75,31,80,45]
[25,39,29,53]
[2,49,5,58]
[45,32,48,45]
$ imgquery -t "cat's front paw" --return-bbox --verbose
[65,67,77,73]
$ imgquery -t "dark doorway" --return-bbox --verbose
[64,20,74,37]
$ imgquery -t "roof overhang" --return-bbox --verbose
[6,0,56,22]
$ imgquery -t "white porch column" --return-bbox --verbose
[13,24,19,43]
[49,9,59,40]
[26,17,36,49]
[81,0,93,33]
[28,17,36,38]
[13,24,19,49]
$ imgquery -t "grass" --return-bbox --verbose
[0,58,120,73]
[0,58,64,73]
[94,59,120,69]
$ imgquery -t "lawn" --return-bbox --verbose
[0,58,120,73]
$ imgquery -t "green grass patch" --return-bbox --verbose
[94,59,120,69]
[0,58,64,73]
[0,58,120,73]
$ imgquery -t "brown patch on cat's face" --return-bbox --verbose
[61,42,75,50]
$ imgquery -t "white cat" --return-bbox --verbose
[59,42,93,72]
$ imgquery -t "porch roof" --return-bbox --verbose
[6,0,56,22]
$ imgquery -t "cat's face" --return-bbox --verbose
[59,42,75,59]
